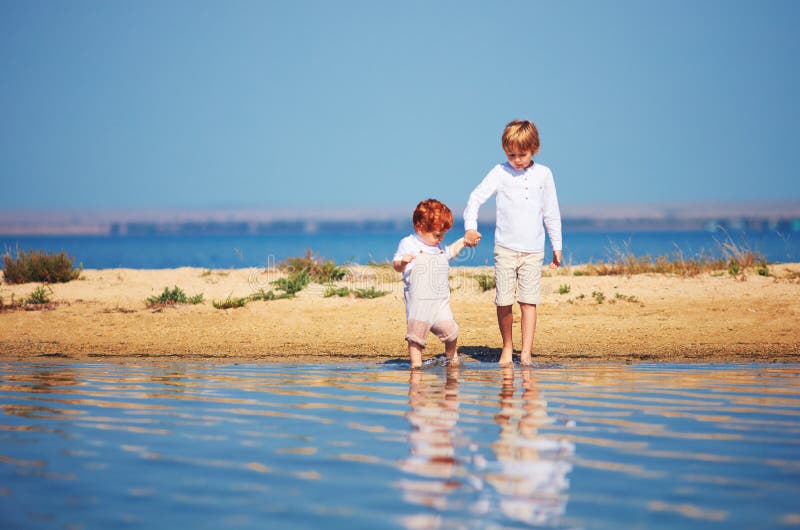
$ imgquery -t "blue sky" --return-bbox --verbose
[2,0,799,211]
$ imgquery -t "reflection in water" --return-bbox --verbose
[398,365,574,528]
[400,368,461,510]
[485,366,573,526]
[0,363,798,530]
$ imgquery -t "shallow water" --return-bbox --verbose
[0,362,798,529]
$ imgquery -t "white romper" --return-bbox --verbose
[405,251,459,348]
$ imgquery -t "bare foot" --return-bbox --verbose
[447,354,460,366]
[520,352,532,365]
[498,347,514,365]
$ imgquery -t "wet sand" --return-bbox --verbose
[1,264,799,364]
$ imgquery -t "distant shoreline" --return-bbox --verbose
[3,218,797,237]
[2,264,798,364]
[2,202,799,236]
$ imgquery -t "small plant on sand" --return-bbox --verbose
[592,290,606,304]
[558,283,571,295]
[756,260,770,277]
[613,292,639,303]
[249,289,277,301]
[475,273,496,292]
[353,286,389,299]
[324,286,351,297]
[279,249,347,283]
[146,286,204,307]
[212,295,249,309]
[0,286,58,311]
[271,269,310,297]
[727,259,740,277]
[25,285,53,305]
[3,248,82,284]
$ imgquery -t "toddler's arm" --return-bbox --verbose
[393,254,416,273]
[447,237,466,260]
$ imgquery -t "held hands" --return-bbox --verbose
[464,229,482,247]
[549,250,563,269]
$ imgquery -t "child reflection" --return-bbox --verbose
[398,367,461,511]
[485,365,574,526]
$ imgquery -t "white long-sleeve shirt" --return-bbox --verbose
[463,162,562,252]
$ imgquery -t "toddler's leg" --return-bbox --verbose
[408,342,423,369]
[496,305,514,364]
[519,302,537,365]
[444,339,459,365]
[430,317,459,366]
[406,319,429,369]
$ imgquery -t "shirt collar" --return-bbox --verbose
[504,161,535,174]
[413,233,445,252]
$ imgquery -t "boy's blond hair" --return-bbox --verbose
[501,119,540,154]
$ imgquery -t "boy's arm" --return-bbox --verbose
[542,170,563,268]
[463,169,499,242]
[446,237,466,260]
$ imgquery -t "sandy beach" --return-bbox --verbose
[1,264,799,364]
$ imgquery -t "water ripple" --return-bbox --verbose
[0,362,798,529]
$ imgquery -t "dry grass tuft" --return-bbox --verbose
[579,234,767,277]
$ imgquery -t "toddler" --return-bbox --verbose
[393,199,466,368]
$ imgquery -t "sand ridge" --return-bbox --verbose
[1,264,799,364]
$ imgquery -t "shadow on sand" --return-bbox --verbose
[382,346,545,366]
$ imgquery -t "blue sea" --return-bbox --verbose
[1,229,798,269]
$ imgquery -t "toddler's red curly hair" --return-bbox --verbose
[413,199,453,233]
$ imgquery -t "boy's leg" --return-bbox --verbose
[517,251,544,365]
[519,302,537,364]
[494,245,518,365]
[497,305,514,364]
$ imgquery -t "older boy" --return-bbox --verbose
[463,119,562,365]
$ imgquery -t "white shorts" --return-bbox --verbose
[494,245,544,306]
[404,291,459,348]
